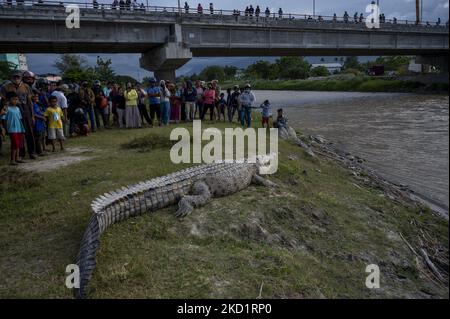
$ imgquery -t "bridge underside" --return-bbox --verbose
[1,44,448,58]
[0,42,161,53]
[190,48,450,57]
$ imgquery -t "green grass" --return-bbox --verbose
[0,118,448,298]
[221,77,449,93]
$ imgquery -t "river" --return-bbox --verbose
[253,90,449,214]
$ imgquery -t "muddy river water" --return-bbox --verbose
[253,90,449,213]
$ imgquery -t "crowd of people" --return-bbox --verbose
[3,1,447,27]
[0,70,290,166]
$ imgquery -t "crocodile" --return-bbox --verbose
[74,158,276,299]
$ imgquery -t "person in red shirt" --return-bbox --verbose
[201,83,216,121]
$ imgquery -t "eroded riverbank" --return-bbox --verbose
[253,91,449,215]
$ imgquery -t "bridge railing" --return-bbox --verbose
[1,0,449,30]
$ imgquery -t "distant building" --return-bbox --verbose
[0,53,28,71]
[310,63,343,73]
[38,73,62,83]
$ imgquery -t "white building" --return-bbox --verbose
[311,63,343,73]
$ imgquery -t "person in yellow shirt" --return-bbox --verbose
[124,83,141,128]
[44,96,65,151]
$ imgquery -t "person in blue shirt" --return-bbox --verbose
[0,104,5,156]
[32,94,47,155]
[4,92,26,165]
[146,78,161,126]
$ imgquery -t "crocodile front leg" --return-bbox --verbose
[252,174,277,188]
[176,181,212,218]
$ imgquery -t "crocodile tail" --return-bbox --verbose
[73,213,101,299]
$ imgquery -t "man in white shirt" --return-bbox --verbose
[238,84,256,128]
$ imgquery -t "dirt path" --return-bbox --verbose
[19,147,95,173]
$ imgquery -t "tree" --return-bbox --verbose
[199,65,226,81]
[94,56,115,83]
[114,75,138,86]
[343,56,361,70]
[223,65,238,79]
[54,54,93,83]
[310,66,330,77]
[0,61,16,81]
[275,57,310,79]
[245,60,279,80]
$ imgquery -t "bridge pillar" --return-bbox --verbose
[139,24,192,82]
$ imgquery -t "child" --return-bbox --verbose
[218,93,226,122]
[4,92,26,165]
[259,100,272,128]
[72,107,90,136]
[273,108,288,129]
[0,105,5,156]
[44,95,65,152]
[32,95,47,155]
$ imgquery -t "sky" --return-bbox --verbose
[25,0,449,80]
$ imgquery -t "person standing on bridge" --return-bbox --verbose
[278,8,283,19]
[209,3,214,14]
[255,6,260,19]
[197,3,203,14]
[265,7,270,18]
[343,11,349,23]
[184,2,189,13]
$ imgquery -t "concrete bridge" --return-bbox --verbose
[0,1,448,80]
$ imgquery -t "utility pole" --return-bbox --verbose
[313,0,315,17]
[416,0,421,22]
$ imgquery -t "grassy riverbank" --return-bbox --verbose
[222,76,449,93]
[0,119,448,298]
